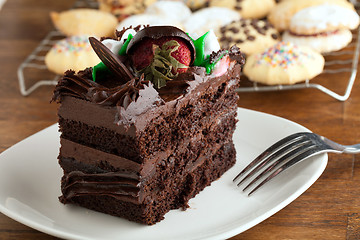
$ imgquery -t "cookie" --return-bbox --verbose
[268,0,355,32]
[98,0,156,21]
[209,0,276,19]
[282,29,352,53]
[243,42,325,85]
[289,4,360,35]
[182,7,241,39]
[50,9,118,37]
[182,0,210,10]
[116,1,190,30]
[145,1,192,24]
[282,3,358,53]
[45,35,100,75]
[217,19,280,56]
[117,14,184,31]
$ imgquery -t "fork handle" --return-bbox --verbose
[322,136,360,154]
[343,144,360,154]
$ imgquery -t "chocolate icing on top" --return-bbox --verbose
[115,76,165,127]
[53,45,244,128]
[126,26,196,64]
[52,69,164,127]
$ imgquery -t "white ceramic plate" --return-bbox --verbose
[0,108,327,240]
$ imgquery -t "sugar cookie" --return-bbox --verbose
[289,4,360,35]
[145,1,192,24]
[117,14,184,30]
[117,1,190,30]
[282,29,352,53]
[50,9,118,37]
[243,42,325,85]
[98,0,156,21]
[217,19,280,56]
[183,7,241,39]
[209,0,276,19]
[268,0,355,32]
[45,35,100,75]
[282,3,358,53]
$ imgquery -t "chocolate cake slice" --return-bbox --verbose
[52,26,244,225]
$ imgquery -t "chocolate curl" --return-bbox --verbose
[52,70,101,102]
[228,45,245,65]
[89,37,134,83]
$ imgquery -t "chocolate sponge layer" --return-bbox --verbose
[60,141,236,225]
[58,81,238,163]
[55,60,242,225]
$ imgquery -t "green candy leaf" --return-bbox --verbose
[119,34,133,56]
[92,61,111,82]
[192,31,209,66]
[189,31,229,74]
[204,51,228,74]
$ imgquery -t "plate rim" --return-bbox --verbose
[0,108,328,240]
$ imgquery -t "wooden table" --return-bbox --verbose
[1,0,360,239]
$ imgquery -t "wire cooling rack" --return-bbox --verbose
[17,0,98,96]
[236,27,360,101]
[18,1,360,101]
[237,2,360,101]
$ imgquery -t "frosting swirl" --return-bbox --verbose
[52,69,165,127]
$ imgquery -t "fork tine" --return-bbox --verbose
[242,141,315,192]
[237,137,312,186]
[247,144,323,196]
[233,132,312,182]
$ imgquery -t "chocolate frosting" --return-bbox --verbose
[53,69,164,127]
[53,46,244,129]
[60,171,141,204]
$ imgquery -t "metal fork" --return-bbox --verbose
[234,132,360,196]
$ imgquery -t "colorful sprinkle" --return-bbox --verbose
[255,42,311,69]
[52,35,93,55]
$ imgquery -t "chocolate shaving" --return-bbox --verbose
[52,69,100,103]
[209,50,228,64]
[89,37,134,83]
[115,25,145,41]
[90,75,147,108]
[228,45,245,65]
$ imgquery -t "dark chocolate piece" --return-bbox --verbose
[89,37,134,82]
